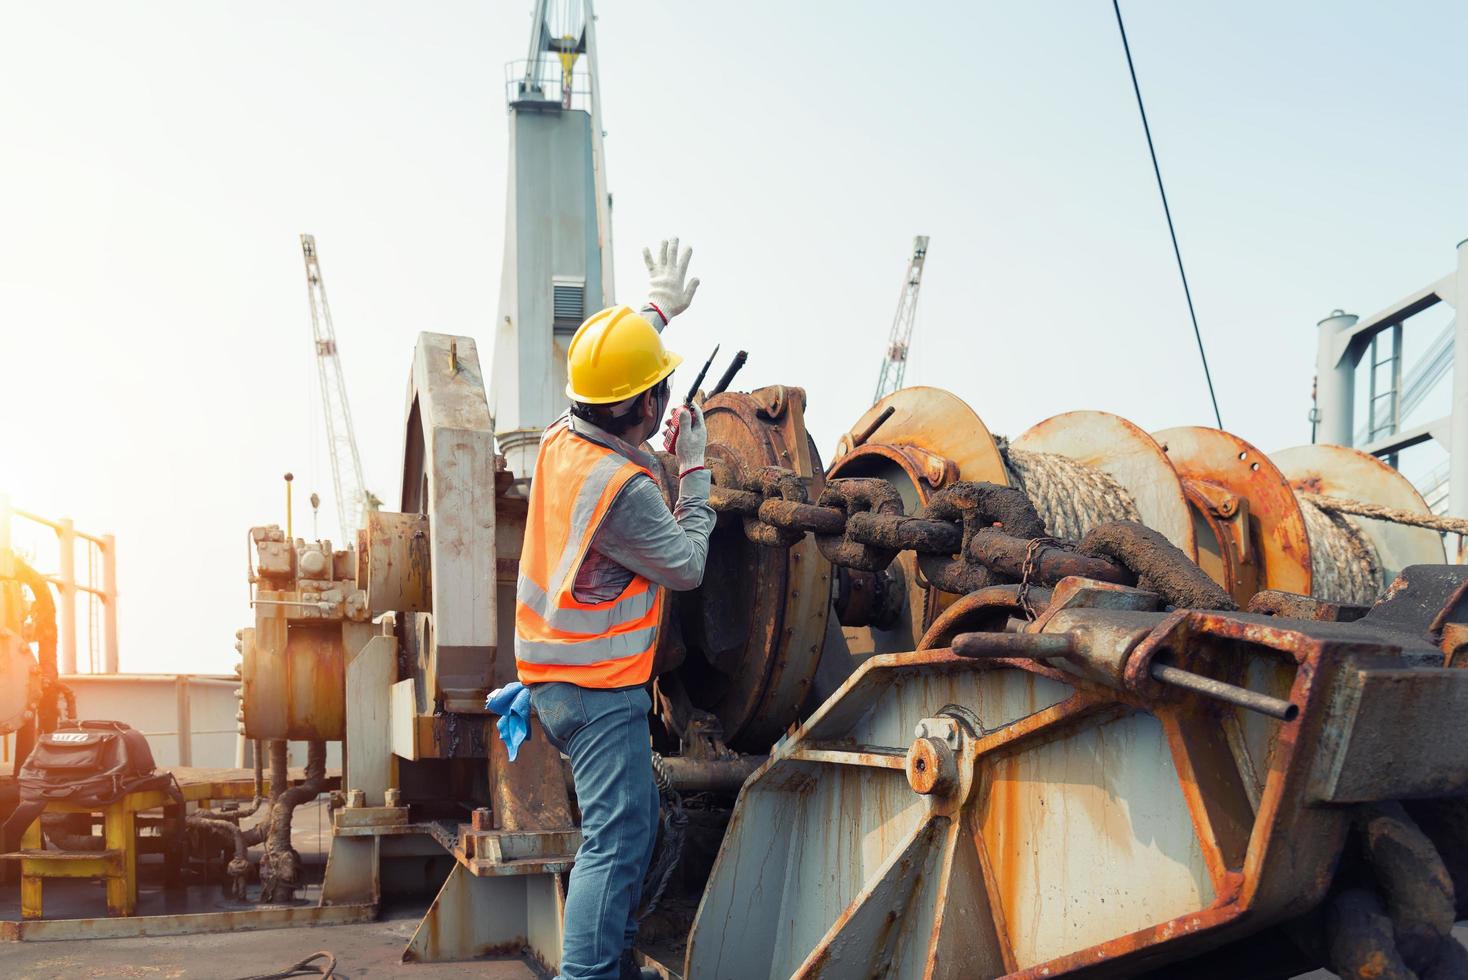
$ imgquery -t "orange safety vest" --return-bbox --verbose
[514,418,662,688]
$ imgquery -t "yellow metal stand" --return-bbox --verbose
[3,770,271,920]
[8,787,176,918]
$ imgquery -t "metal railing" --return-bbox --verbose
[1314,239,1468,520]
[504,58,593,110]
[0,493,118,673]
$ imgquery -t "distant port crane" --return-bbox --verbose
[873,235,930,404]
[300,234,379,544]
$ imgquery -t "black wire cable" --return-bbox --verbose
[1111,0,1224,429]
[233,951,337,980]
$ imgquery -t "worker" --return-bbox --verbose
[515,238,713,980]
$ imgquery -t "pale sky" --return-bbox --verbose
[3,1,1466,674]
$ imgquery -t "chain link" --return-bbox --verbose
[1017,537,1060,620]
[706,467,1168,603]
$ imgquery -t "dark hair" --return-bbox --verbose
[570,378,669,438]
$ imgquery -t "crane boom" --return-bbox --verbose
[300,234,377,544]
[873,235,930,404]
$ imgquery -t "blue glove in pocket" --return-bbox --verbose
[486,681,533,761]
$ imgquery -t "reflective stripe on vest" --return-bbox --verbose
[516,576,657,636]
[514,418,662,687]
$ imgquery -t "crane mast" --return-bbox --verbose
[300,234,378,544]
[873,235,930,404]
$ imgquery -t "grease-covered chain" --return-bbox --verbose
[741,467,814,547]
[915,483,1047,595]
[707,467,1171,599]
[709,465,957,565]
[814,479,907,571]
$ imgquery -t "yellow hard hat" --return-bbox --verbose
[565,305,683,404]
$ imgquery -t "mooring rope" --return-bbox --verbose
[1294,490,1468,606]
[1000,445,1142,543]
[993,442,1461,608]
[1295,495,1381,606]
[1300,492,1468,537]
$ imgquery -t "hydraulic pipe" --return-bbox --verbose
[656,755,762,794]
[565,755,762,797]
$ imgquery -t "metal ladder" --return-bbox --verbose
[1367,323,1404,467]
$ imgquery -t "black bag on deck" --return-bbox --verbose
[1,720,183,851]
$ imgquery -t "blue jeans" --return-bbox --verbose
[530,682,659,980]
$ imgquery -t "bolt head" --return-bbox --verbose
[906,736,958,796]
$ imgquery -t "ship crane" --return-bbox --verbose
[299,233,379,544]
[872,235,930,404]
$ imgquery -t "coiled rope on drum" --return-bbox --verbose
[998,441,1142,543]
[1295,495,1380,607]
[1295,491,1468,606]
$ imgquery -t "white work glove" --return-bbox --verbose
[643,237,700,323]
[662,403,707,475]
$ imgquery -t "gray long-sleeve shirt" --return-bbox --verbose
[567,414,715,602]
[565,304,715,603]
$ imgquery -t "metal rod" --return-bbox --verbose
[851,406,896,448]
[42,575,109,599]
[951,632,1075,660]
[60,674,238,687]
[284,472,294,542]
[100,533,118,673]
[251,598,333,611]
[1150,662,1299,721]
[709,350,748,396]
[57,518,76,674]
[10,507,109,545]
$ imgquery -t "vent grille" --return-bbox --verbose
[553,282,585,323]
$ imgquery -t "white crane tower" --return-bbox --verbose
[300,233,379,544]
[873,235,931,404]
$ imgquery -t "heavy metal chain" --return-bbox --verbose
[705,466,1231,610]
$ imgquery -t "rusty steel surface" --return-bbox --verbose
[0,900,377,942]
[487,720,575,833]
[1014,411,1197,560]
[242,521,374,741]
[828,388,1009,660]
[672,386,831,748]
[832,388,1009,481]
[404,863,565,969]
[685,568,1468,978]
[241,600,348,741]
[1273,442,1446,586]
[398,331,498,710]
[1153,426,1312,605]
[363,510,432,615]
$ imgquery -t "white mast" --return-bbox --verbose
[493,0,615,478]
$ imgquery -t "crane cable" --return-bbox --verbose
[1111,0,1224,429]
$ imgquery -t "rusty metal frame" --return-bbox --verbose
[685,575,1468,978]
